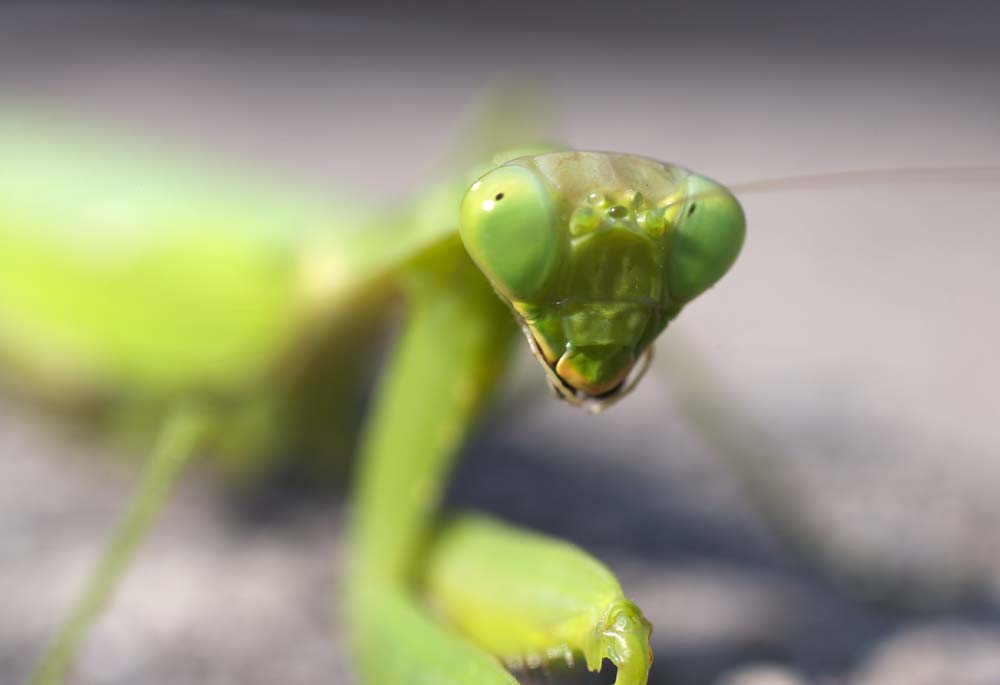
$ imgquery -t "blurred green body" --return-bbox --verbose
[0,117,480,405]
[0,116,483,471]
[0,113,743,685]
[0,119,312,397]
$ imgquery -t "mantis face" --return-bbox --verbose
[460,151,745,410]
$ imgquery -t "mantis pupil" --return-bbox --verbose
[495,192,504,200]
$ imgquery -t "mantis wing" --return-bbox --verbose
[0,110,484,473]
[0,112,456,402]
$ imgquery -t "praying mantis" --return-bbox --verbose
[1,107,743,685]
[4,103,996,685]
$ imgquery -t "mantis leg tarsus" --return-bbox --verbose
[29,404,209,685]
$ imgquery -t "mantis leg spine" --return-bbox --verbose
[421,513,653,685]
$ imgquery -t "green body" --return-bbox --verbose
[0,115,485,472]
[0,111,744,684]
[0,117,491,401]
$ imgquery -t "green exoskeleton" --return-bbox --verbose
[423,514,654,684]
[460,151,744,410]
[1,113,743,685]
[348,150,744,685]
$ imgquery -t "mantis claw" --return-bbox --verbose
[595,599,653,685]
[518,316,656,414]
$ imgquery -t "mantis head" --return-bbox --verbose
[459,151,745,411]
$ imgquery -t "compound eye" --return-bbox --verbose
[459,164,560,302]
[665,175,746,304]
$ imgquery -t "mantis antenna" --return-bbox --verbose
[658,161,1000,602]
[726,165,1000,195]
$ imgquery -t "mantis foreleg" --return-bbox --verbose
[347,237,656,685]
[421,513,653,685]
[346,236,519,683]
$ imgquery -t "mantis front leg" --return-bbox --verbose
[346,237,521,684]
[346,237,654,684]
[422,514,654,685]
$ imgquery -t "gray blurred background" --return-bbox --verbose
[2,3,999,685]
